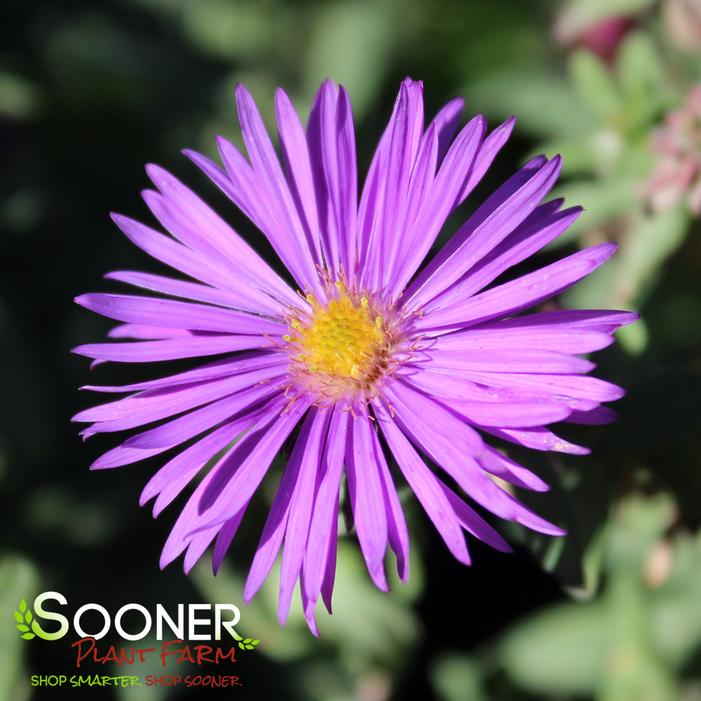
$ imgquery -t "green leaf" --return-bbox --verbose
[431,654,487,701]
[243,637,252,644]
[18,599,26,613]
[13,611,22,623]
[251,639,260,646]
[569,50,622,121]
[244,644,254,650]
[500,601,610,695]
[617,31,668,127]
[0,558,39,699]
[25,610,32,624]
[15,624,28,633]
[465,69,589,138]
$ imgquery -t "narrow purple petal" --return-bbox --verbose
[417,348,595,375]
[458,116,515,202]
[406,155,562,309]
[140,406,270,513]
[381,387,565,536]
[242,409,318,604]
[303,409,348,605]
[196,399,310,527]
[478,446,549,492]
[124,381,281,450]
[74,364,282,427]
[346,415,389,590]
[82,352,285,394]
[274,88,323,266]
[371,421,410,581]
[107,324,191,340]
[415,243,618,333]
[159,396,289,569]
[439,396,572,428]
[422,96,464,162]
[212,510,249,574]
[278,409,330,623]
[442,487,512,552]
[144,165,298,303]
[75,294,285,336]
[390,115,485,295]
[425,204,583,307]
[72,334,273,363]
[373,402,470,564]
[235,84,321,294]
[105,270,282,317]
[484,426,590,456]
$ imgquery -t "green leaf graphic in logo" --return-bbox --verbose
[14,598,35,640]
[240,638,260,651]
[230,629,260,651]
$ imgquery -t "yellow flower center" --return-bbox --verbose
[284,285,396,402]
[293,295,384,378]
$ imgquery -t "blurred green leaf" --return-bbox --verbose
[466,70,589,137]
[569,50,623,121]
[303,0,397,118]
[0,557,39,701]
[0,70,43,119]
[431,654,486,701]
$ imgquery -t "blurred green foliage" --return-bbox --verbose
[1,0,701,699]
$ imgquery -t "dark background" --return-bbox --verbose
[2,1,701,699]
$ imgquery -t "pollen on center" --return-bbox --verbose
[287,290,386,381]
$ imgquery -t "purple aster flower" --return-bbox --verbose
[73,78,636,634]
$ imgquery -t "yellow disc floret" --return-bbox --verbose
[293,294,384,378]
[285,284,397,402]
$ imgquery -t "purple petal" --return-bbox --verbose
[75,293,284,336]
[242,409,318,604]
[303,409,348,605]
[140,405,271,513]
[72,334,273,363]
[425,203,583,307]
[235,84,321,294]
[439,396,572,428]
[458,116,515,202]
[107,324,192,340]
[381,387,565,536]
[111,212,299,310]
[274,88,323,266]
[105,270,282,317]
[390,115,485,296]
[422,96,464,162]
[82,352,285,394]
[278,409,330,623]
[484,426,590,456]
[373,402,470,564]
[418,348,595,375]
[478,446,549,492]
[345,415,389,590]
[74,364,283,428]
[565,406,618,425]
[399,366,597,412]
[406,155,561,309]
[442,487,512,552]
[196,399,310,528]
[144,165,297,302]
[159,396,290,569]
[124,381,281,450]
[415,243,617,333]
[371,421,410,581]
[212,510,249,574]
